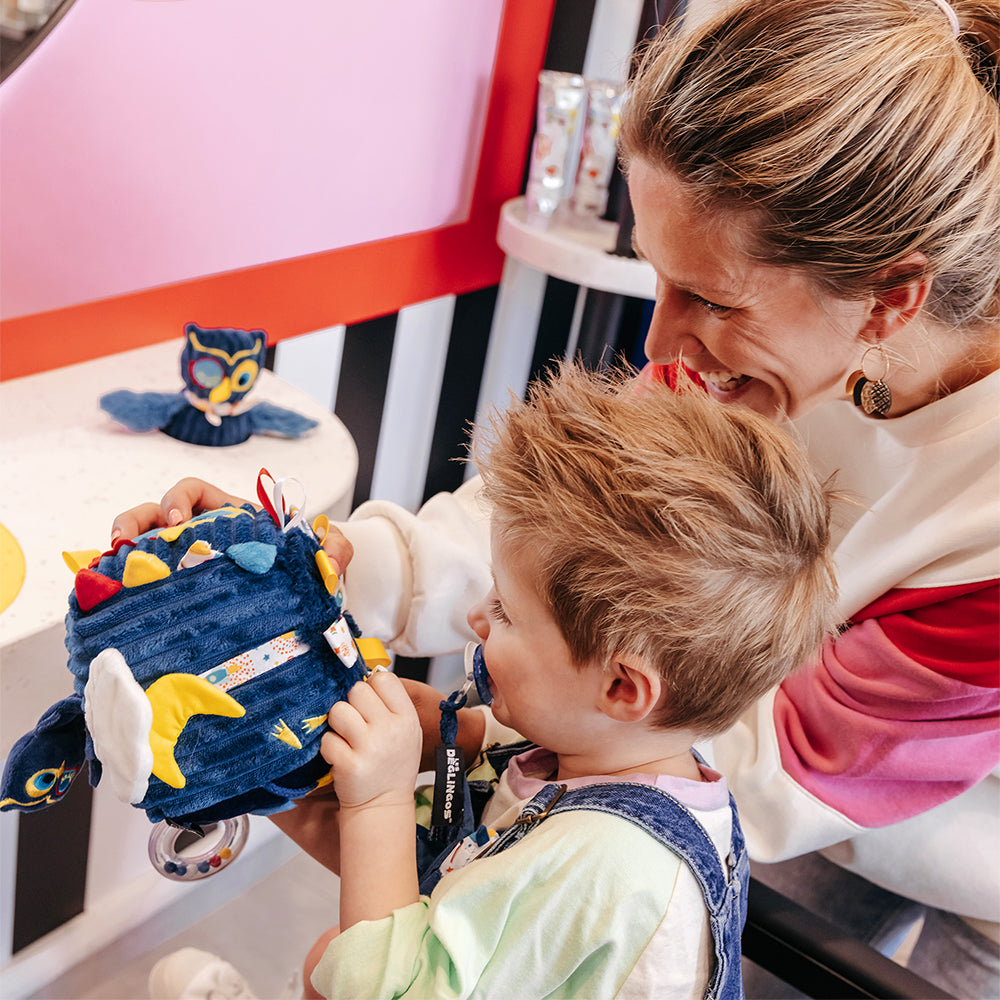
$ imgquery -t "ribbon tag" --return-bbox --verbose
[256,468,307,533]
[431,681,472,831]
[431,744,466,829]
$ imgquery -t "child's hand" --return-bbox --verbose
[322,671,422,811]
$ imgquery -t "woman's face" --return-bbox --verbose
[629,159,873,422]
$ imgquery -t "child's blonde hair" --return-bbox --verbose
[474,363,838,737]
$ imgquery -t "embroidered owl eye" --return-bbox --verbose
[190,357,226,389]
[27,769,59,797]
[231,359,259,393]
[27,764,75,799]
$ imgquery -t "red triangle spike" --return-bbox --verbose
[75,569,123,612]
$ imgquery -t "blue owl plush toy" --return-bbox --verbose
[0,472,388,879]
[100,324,318,446]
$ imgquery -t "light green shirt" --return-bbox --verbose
[311,808,717,999]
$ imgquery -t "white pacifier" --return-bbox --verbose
[463,642,493,706]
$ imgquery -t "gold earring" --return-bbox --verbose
[846,344,892,418]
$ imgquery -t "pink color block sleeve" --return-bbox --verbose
[775,582,1000,827]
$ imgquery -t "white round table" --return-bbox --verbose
[0,338,357,749]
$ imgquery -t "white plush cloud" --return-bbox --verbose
[84,648,153,804]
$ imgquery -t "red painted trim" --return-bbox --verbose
[0,0,554,381]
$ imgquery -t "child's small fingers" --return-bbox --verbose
[368,670,417,717]
[346,675,395,723]
[327,699,367,742]
[320,729,345,766]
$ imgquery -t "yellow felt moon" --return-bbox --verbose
[0,522,26,614]
[145,673,245,789]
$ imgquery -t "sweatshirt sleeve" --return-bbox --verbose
[336,476,493,657]
[712,581,1000,860]
[310,811,684,1000]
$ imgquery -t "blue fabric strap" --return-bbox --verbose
[438,689,468,747]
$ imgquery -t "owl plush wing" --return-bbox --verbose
[247,400,319,438]
[100,389,188,433]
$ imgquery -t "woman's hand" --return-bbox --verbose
[109,476,354,570]
[322,671,422,810]
[110,478,248,542]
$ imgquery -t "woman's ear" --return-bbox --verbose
[858,252,932,343]
[598,654,662,723]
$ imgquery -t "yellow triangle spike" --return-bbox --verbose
[123,551,171,587]
[356,637,391,670]
[63,550,102,573]
[301,715,328,733]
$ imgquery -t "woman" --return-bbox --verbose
[119,1,998,995]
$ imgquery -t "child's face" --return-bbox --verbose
[466,526,606,750]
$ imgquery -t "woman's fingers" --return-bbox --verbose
[321,525,354,573]
[110,478,250,542]
[110,502,168,543]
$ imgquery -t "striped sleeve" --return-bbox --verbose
[774,582,999,827]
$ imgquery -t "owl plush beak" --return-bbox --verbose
[209,377,232,404]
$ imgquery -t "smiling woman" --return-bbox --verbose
[627,158,875,421]
[108,2,999,996]
[612,2,1000,996]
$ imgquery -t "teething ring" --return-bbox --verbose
[148,814,249,881]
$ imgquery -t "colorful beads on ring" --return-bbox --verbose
[148,814,249,881]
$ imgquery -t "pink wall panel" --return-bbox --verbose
[0,0,505,320]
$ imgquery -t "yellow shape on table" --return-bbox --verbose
[0,522,26,614]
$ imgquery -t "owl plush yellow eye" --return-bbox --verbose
[231,359,259,392]
[26,768,59,796]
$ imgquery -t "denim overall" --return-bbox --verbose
[416,744,748,1000]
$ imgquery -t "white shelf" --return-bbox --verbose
[497,196,655,299]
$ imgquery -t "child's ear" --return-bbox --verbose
[598,655,662,723]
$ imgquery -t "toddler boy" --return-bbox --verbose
[303,362,837,999]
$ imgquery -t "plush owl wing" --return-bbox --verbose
[0,694,88,812]
[100,390,188,432]
[247,401,319,438]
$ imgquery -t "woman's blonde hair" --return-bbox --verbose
[618,0,1000,330]
[474,363,839,737]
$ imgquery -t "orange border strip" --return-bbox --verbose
[0,0,554,381]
